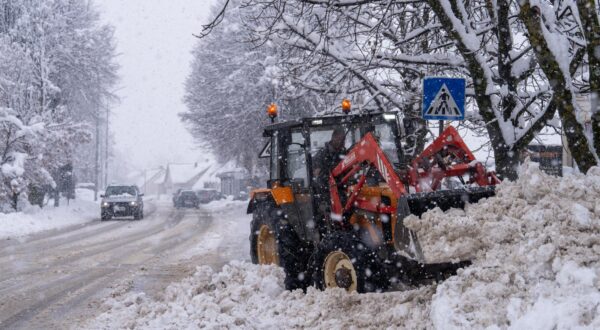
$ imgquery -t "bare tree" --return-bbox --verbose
[238,0,556,179]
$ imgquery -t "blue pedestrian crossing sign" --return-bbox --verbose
[422,77,465,120]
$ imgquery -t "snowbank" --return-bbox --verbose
[406,161,600,329]
[0,197,98,240]
[89,162,600,329]
[201,196,249,212]
[89,261,433,329]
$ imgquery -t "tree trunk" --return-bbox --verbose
[555,90,597,171]
[493,144,520,181]
[576,0,600,160]
[520,2,598,173]
[427,0,532,180]
[12,192,18,211]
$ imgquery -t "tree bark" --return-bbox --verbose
[576,0,600,161]
[520,2,598,173]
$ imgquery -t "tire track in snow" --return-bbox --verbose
[0,204,217,329]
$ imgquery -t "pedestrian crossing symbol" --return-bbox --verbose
[422,77,465,120]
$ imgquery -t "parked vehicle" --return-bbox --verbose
[101,185,144,220]
[172,188,182,207]
[196,189,223,204]
[175,190,200,208]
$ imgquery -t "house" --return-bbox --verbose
[140,167,166,196]
[124,167,166,196]
[216,169,262,198]
[217,170,246,197]
[162,163,211,194]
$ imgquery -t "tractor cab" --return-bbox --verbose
[263,112,410,190]
[260,112,411,230]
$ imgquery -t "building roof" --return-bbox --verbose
[192,166,221,190]
[126,167,166,188]
[164,163,212,188]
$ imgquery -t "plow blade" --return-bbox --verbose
[394,186,496,262]
[388,253,472,286]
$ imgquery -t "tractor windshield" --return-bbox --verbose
[308,126,355,157]
[308,119,401,165]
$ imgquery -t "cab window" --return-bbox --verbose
[374,123,400,164]
[286,130,308,187]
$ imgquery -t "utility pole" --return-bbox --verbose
[104,102,109,188]
[94,104,100,202]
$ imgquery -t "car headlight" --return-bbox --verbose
[102,202,109,207]
[130,201,137,206]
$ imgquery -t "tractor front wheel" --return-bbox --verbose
[250,204,280,265]
[311,232,388,293]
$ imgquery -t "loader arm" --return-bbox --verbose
[408,126,500,191]
[328,126,499,219]
[328,132,408,216]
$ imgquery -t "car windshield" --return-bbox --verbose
[105,186,136,196]
[181,191,196,197]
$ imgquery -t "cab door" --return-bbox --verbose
[281,128,316,242]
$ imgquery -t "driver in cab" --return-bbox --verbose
[312,127,347,214]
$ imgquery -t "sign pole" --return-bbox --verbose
[439,120,443,136]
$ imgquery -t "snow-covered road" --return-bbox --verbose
[0,199,250,329]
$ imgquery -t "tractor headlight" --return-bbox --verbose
[130,201,137,206]
[102,202,109,207]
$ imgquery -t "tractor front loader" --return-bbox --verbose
[248,105,499,293]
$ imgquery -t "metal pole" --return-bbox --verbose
[439,120,444,136]
[94,106,100,202]
[104,103,109,187]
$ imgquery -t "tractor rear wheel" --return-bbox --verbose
[250,202,312,291]
[311,232,388,293]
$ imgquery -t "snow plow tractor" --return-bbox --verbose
[248,104,500,293]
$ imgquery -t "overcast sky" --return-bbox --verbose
[97,0,216,171]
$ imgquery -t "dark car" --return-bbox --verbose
[196,189,223,204]
[175,190,200,208]
[101,185,144,220]
[172,188,182,207]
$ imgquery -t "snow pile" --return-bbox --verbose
[0,198,98,239]
[90,162,599,329]
[406,161,600,329]
[89,261,433,329]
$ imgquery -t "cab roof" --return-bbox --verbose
[263,111,391,136]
